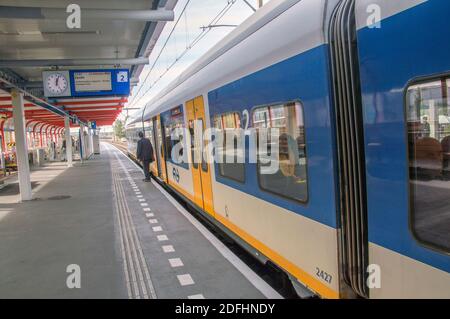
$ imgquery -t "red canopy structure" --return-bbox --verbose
[0,94,126,127]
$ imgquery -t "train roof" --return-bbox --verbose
[128,0,331,126]
[125,108,144,126]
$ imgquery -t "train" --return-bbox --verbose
[125,0,450,299]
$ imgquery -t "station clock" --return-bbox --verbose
[42,71,72,97]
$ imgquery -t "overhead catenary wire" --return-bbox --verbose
[128,0,192,106]
[184,9,189,49]
[129,0,237,107]
[129,0,239,109]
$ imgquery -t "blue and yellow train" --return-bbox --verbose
[126,0,450,298]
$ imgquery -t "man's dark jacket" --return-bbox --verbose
[137,137,155,162]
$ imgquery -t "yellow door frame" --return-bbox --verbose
[156,115,168,182]
[185,96,215,217]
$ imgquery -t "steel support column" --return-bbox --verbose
[64,117,73,167]
[11,89,32,201]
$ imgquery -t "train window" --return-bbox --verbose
[162,106,188,169]
[406,76,450,253]
[188,119,198,169]
[253,101,308,203]
[188,118,208,172]
[212,112,245,183]
[144,120,153,140]
[198,118,209,173]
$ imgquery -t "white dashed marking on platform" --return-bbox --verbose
[177,274,194,286]
[162,245,175,253]
[157,235,168,241]
[138,199,146,202]
[143,208,151,212]
[141,203,148,207]
[111,142,283,299]
[148,219,158,224]
[136,195,143,198]
[145,213,154,218]
[152,226,162,232]
[168,258,184,268]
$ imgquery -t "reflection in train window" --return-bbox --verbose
[253,101,308,203]
[198,119,209,173]
[213,112,245,183]
[143,120,155,153]
[162,106,188,169]
[125,123,141,158]
[407,76,450,252]
[188,119,198,169]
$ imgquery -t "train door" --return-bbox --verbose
[357,0,450,298]
[336,0,450,298]
[185,96,214,217]
[145,119,158,176]
[154,115,168,182]
[152,118,162,177]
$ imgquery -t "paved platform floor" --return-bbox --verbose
[0,142,280,299]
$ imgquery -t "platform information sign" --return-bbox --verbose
[43,69,130,98]
[74,72,112,92]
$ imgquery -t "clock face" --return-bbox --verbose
[46,73,68,94]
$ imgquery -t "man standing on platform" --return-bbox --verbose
[136,131,155,182]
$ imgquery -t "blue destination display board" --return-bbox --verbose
[43,69,130,98]
[69,69,130,97]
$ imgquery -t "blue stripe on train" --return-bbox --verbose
[358,0,450,273]
[208,44,339,229]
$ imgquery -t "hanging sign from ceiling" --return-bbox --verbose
[43,69,130,98]
[88,121,97,130]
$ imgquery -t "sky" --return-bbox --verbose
[120,0,271,123]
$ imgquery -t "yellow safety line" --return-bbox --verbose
[214,214,340,299]
[165,179,339,299]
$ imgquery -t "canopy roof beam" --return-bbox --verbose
[0,57,149,68]
[0,7,174,22]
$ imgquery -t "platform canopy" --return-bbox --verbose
[0,0,177,127]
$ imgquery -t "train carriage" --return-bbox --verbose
[126,0,450,298]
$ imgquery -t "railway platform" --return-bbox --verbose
[0,142,280,299]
